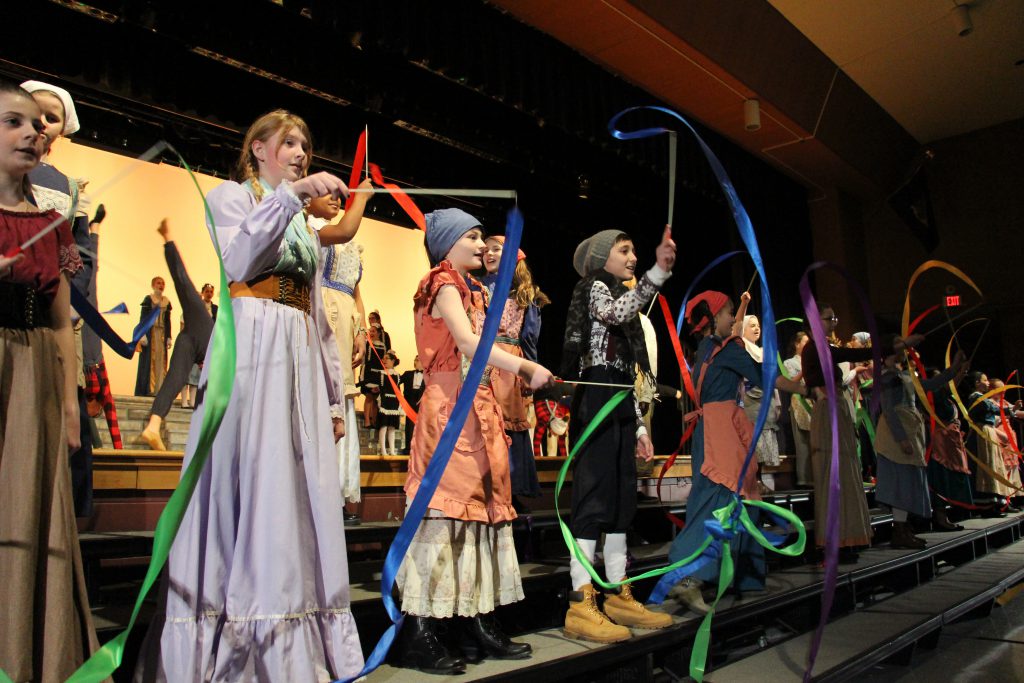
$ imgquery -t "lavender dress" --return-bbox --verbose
[135,180,363,681]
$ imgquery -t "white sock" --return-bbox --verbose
[378,429,386,454]
[570,538,598,591]
[893,508,909,522]
[387,427,397,455]
[604,533,628,584]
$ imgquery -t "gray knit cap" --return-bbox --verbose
[424,208,482,266]
[573,229,623,277]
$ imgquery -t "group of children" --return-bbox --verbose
[3,81,1022,682]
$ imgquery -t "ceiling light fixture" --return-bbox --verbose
[952,4,973,38]
[743,99,761,132]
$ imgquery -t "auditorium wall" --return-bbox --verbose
[51,140,429,397]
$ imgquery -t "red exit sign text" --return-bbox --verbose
[946,295,961,307]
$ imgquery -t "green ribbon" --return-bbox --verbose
[61,149,237,683]
[555,390,806,681]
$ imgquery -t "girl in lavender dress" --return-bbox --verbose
[135,110,363,681]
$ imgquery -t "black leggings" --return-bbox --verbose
[150,242,214,419]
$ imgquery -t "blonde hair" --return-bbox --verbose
[233,109,312,201]
[512,259,551,309]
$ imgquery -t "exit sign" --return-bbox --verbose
[946,295,961,307]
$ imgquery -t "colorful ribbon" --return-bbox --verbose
[368,163,426,231]
[553,390,805,681]
[609,106,802,681]
[335,207,523,683]
[344,129,367,212]
[798,260,882,682]
[70,285,162,359]
[365,339,418,424]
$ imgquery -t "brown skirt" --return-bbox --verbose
[0,327,98,681]
[810,395,873,548]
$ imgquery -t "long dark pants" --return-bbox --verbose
[150,242,214,419]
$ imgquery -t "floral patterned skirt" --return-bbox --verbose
[396,509,524,618]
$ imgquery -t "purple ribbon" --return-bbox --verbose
[799,261,882,680]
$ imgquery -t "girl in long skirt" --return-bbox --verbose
[395,208,554,674]
[965,372,1016,505]
[0,80,98,682]
[665,293,805,614]
[135,110,363,681]
[874,347,967,548]
[482,235,550,508]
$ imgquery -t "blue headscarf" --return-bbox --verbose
[424,208,481,266]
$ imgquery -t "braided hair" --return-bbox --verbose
[233,109,312,202]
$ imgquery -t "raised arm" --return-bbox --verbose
[318,178,374,246]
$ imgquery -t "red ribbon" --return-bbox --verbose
[652,293,699,528]
[344,130,367,212]
[366,341,418,424]
[369,163,426,231]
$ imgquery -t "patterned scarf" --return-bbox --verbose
[560,270,652,383]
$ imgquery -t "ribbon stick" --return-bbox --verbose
[667,130,677,227]
[337,207,524,683]
[63,143,237,683]
[7,141,168,259]
[348,186,517,199]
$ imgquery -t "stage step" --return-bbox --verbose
[364,513,1024,682]
[707,533,1024,682]
[93,395,406,453]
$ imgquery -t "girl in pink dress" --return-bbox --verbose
[395,208,554,674]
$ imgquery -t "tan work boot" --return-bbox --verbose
[603,579,674,630]
[563,584,631,643]
[668,577,710,615]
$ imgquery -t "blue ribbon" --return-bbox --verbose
[103,302,128,314]
[336,207,524,683]
[611,106,781,618]
[70,285,162,359]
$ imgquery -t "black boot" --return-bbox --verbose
[450,617,486,665]
[397,615,466,675]
[463,613,532,660]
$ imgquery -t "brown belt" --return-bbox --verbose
[229,273,311,314]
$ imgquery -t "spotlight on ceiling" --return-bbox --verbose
[578,174,591,199]
[952,4,973,37]
[743,99,761,132]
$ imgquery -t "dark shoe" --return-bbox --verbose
[397,616,466,675]
[637,490,659,504]
[343,512,361,526]
[891,521,926,549]
[449,618,485,664]
[932,508,964,532]
[980,506,1007,518]
[837,547,860,564]
[463,613,531,660]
